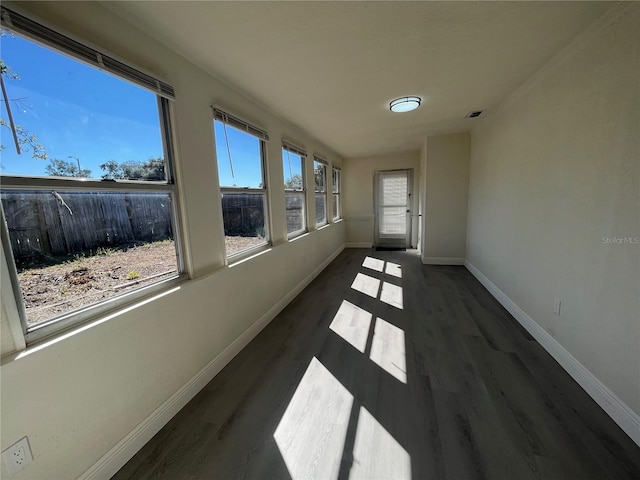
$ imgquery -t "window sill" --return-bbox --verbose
[287,230,309,242]
[227,243,271,267]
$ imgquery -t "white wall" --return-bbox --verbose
[421,133,470,264]
[343,152,420,248]
[466,4,639,418]
[0,2,344,479]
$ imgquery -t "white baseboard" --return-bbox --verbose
[346,242,373,248]
[422,256,465,265]
[464,260,640,447]
[80,244,346,480]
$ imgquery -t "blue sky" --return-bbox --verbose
[214,120,264,188]
[282,149,303,187]
[1,32,271,187]
[0,32,165,178]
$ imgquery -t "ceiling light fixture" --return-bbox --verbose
[389,96,421,113]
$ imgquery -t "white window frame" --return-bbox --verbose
[0,7,184,344]
[282,141,307,239]
[332,166,342,221]
[212,108,271,261]
[314,156,328,227]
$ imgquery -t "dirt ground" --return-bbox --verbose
[225,235,266,257]
[19,236,265,325]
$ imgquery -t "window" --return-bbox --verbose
[282,141,306,238]
[332,167,341,220]
[314,157,328,226]
[0,7,182,342]
[213,108,270,257]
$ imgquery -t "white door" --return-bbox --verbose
[374,169,412,247]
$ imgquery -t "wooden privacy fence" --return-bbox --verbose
[221,193,266,237]
[285,192,304,232]
[2,191,308,266]
[221,193,305,236]
[1,191,174,266]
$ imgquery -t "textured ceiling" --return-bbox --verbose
[105,1,611,159]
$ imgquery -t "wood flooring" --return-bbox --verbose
[113,248,640,480]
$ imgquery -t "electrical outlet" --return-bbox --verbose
[2,437,33,476]
[553,298,562,315]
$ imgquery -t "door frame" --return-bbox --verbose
[373,169,413,248]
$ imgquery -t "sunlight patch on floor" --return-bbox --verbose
[362,256,385,272]
[329,300,373,353]
[351,406,411,479]
[274,357,354,480]
[385,261,402,278]
[369,318,407,384]
[380,281,403,309]
[351,272,381,298]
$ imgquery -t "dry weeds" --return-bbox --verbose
[19,236,265,325]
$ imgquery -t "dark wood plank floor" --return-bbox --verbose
[113,248,640,480]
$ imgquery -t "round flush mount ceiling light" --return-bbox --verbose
[389,96,421,113]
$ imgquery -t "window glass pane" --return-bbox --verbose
[283,148,305,236]
[0,34,166,181]
[380,206,406,235]
[1,190,178,326]
[316,194,327,225]
[314,161,326,192]
[285,192,305,235]
[221,192,268,256]
[214,120,263,188]
[332,168,341,220]
[314,161,327,225]
[380,173,407,205]
[214,118,268,256]
[283,149,303,191]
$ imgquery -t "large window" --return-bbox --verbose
[213,108,270,257]
[0,7,182,341]
[332,167,341,220]
[282,142,307,238]
[314,157,328,226]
